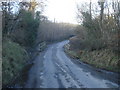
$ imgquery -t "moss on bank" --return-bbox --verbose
[64,44,120,73]
[2,39,29,86]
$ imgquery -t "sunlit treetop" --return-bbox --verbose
[28,0,38,12]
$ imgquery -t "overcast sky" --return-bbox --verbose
[1,0,112,24]
[43,0,98,24]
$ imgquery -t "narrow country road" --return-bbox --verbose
[25,40,119,88]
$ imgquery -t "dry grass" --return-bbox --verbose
[64,44,120,73]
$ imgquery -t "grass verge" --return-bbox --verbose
[64,44,120,73]
[2,39,29,86]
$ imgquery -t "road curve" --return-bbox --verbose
[25,40,119,88]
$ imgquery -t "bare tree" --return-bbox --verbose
[112,0,120,28]
[98,0,105,32]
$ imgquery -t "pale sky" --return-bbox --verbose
[1,0,103,24]
[43,0,98,24]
